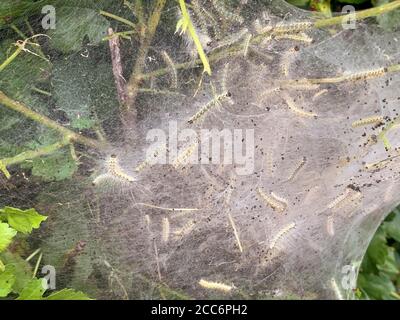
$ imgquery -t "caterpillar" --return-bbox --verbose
[135,144,166,172]
[280,46,299,77]
[312,89,329,100]
[174,220,196,238]
[283,93,317,118]
[269,222,296,250]
[243,34,252,57]
[287,156,306,181]
[161,51,178,89]
[162,217,170,243]
[272,21,314,34]
[199,279,233,292]
[210,28,249,52]
[211,0,244,24]
[92,173,111,186]
[257,188,287,212]
[327,186,361,210]
[327,188,351,209]
[284,81,320,91]
[187,91,232,124]
[107,154,136,183]
[326,215,335,236]
[345,67,388,82]
[227,213,243,253]
[173,140,199,169]
[351,116,384,128]
[275,32,313,44]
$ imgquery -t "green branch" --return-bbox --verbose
[0,91,103,149]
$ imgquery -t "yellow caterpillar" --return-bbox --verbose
[187,92,232,124]
[272,21,314,34]
[269,222,296,250]
[283,93,317,118]
[199,279,233,292]
[107,155,136,182]
[351,116,384,128]
[257,188,287,212]
[346,67,388,82]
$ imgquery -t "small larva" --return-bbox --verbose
[326,215,335,236]
[269,222,296,250]
[227,213,243,253]
[187,92,232,124]
[173,140,199,169]
[257,188,287,212]
[174,220,196,237]
[327,188,351,209]
[275,32,313,44]
[287,156,306,181]
[272,21,314,34]
[212,0,244,24]
[312,89,328,100]
[161,50,178,89]
[198,279,233,292]
[92,173,111,186]
[280,47,298,77]
[283,93,317,118]
[284,81,320,91]
[243,34,252,57]
[351,116,384,128]
[107,155,136,183]
[162,217,170,243]
[346,67,388,82]
[135,144,166,172]
[327,186,361,210]
[210,28,249,52]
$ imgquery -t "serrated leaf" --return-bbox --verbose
[0,264,16,297]
[16,278,46,300]
[0,222,17,252]
[377,248,399,278]
[46,288,92,300]
[366,228,389,266]
[0,206,47,234]
[31,149,78,181]
[47,6,110,53]
[384,210,400,242]
[0,250,32,293]
[357,273,397,300]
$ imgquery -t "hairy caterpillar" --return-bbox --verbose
[257,188,287,212]
[243,34,252,57]
[283,93,317,118]
[351,116,384,128]
[272,21,314,34]
[135,144,166,172]
[161,51,178,89]
[174,220,196,238]
[280,46,300,77]
[275,32,313,44]
[198,279,233,292]
[269,222,296,250]
[210,28,249,52]
[287,156,306,181]
[187,91,232,124]
[345,67,388,82]
[211,0,244,24]
[312,89,328,100]
[327,186,361,210]
[162,217,170,243]
[326,215,335,236]
[93,155,136,186]
[173,140,199,169]
[227,213,243,253]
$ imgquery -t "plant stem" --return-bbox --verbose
[0,91,103,149]
[0,46,23,72]
[1,139,71,168]
[125,0,167,113]
[100,10,137,29]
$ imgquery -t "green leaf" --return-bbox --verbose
[0,264,16,297]
[31,150,78,182]
[16,278,46,300]
[384,210,400,242]
[0,259,4,272]
[377,248,399,278]
[0,222,17,252]
[357,273,397,300]
[46,288,92,300]
[0,159,10,179]
[366,228,389,266]
[310,0,332,17]
[0,250,32,293]
[373,0,400,31]
[47,6,110,53]
[0,206,47,234]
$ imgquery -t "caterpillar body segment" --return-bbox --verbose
[257,188,287,212]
